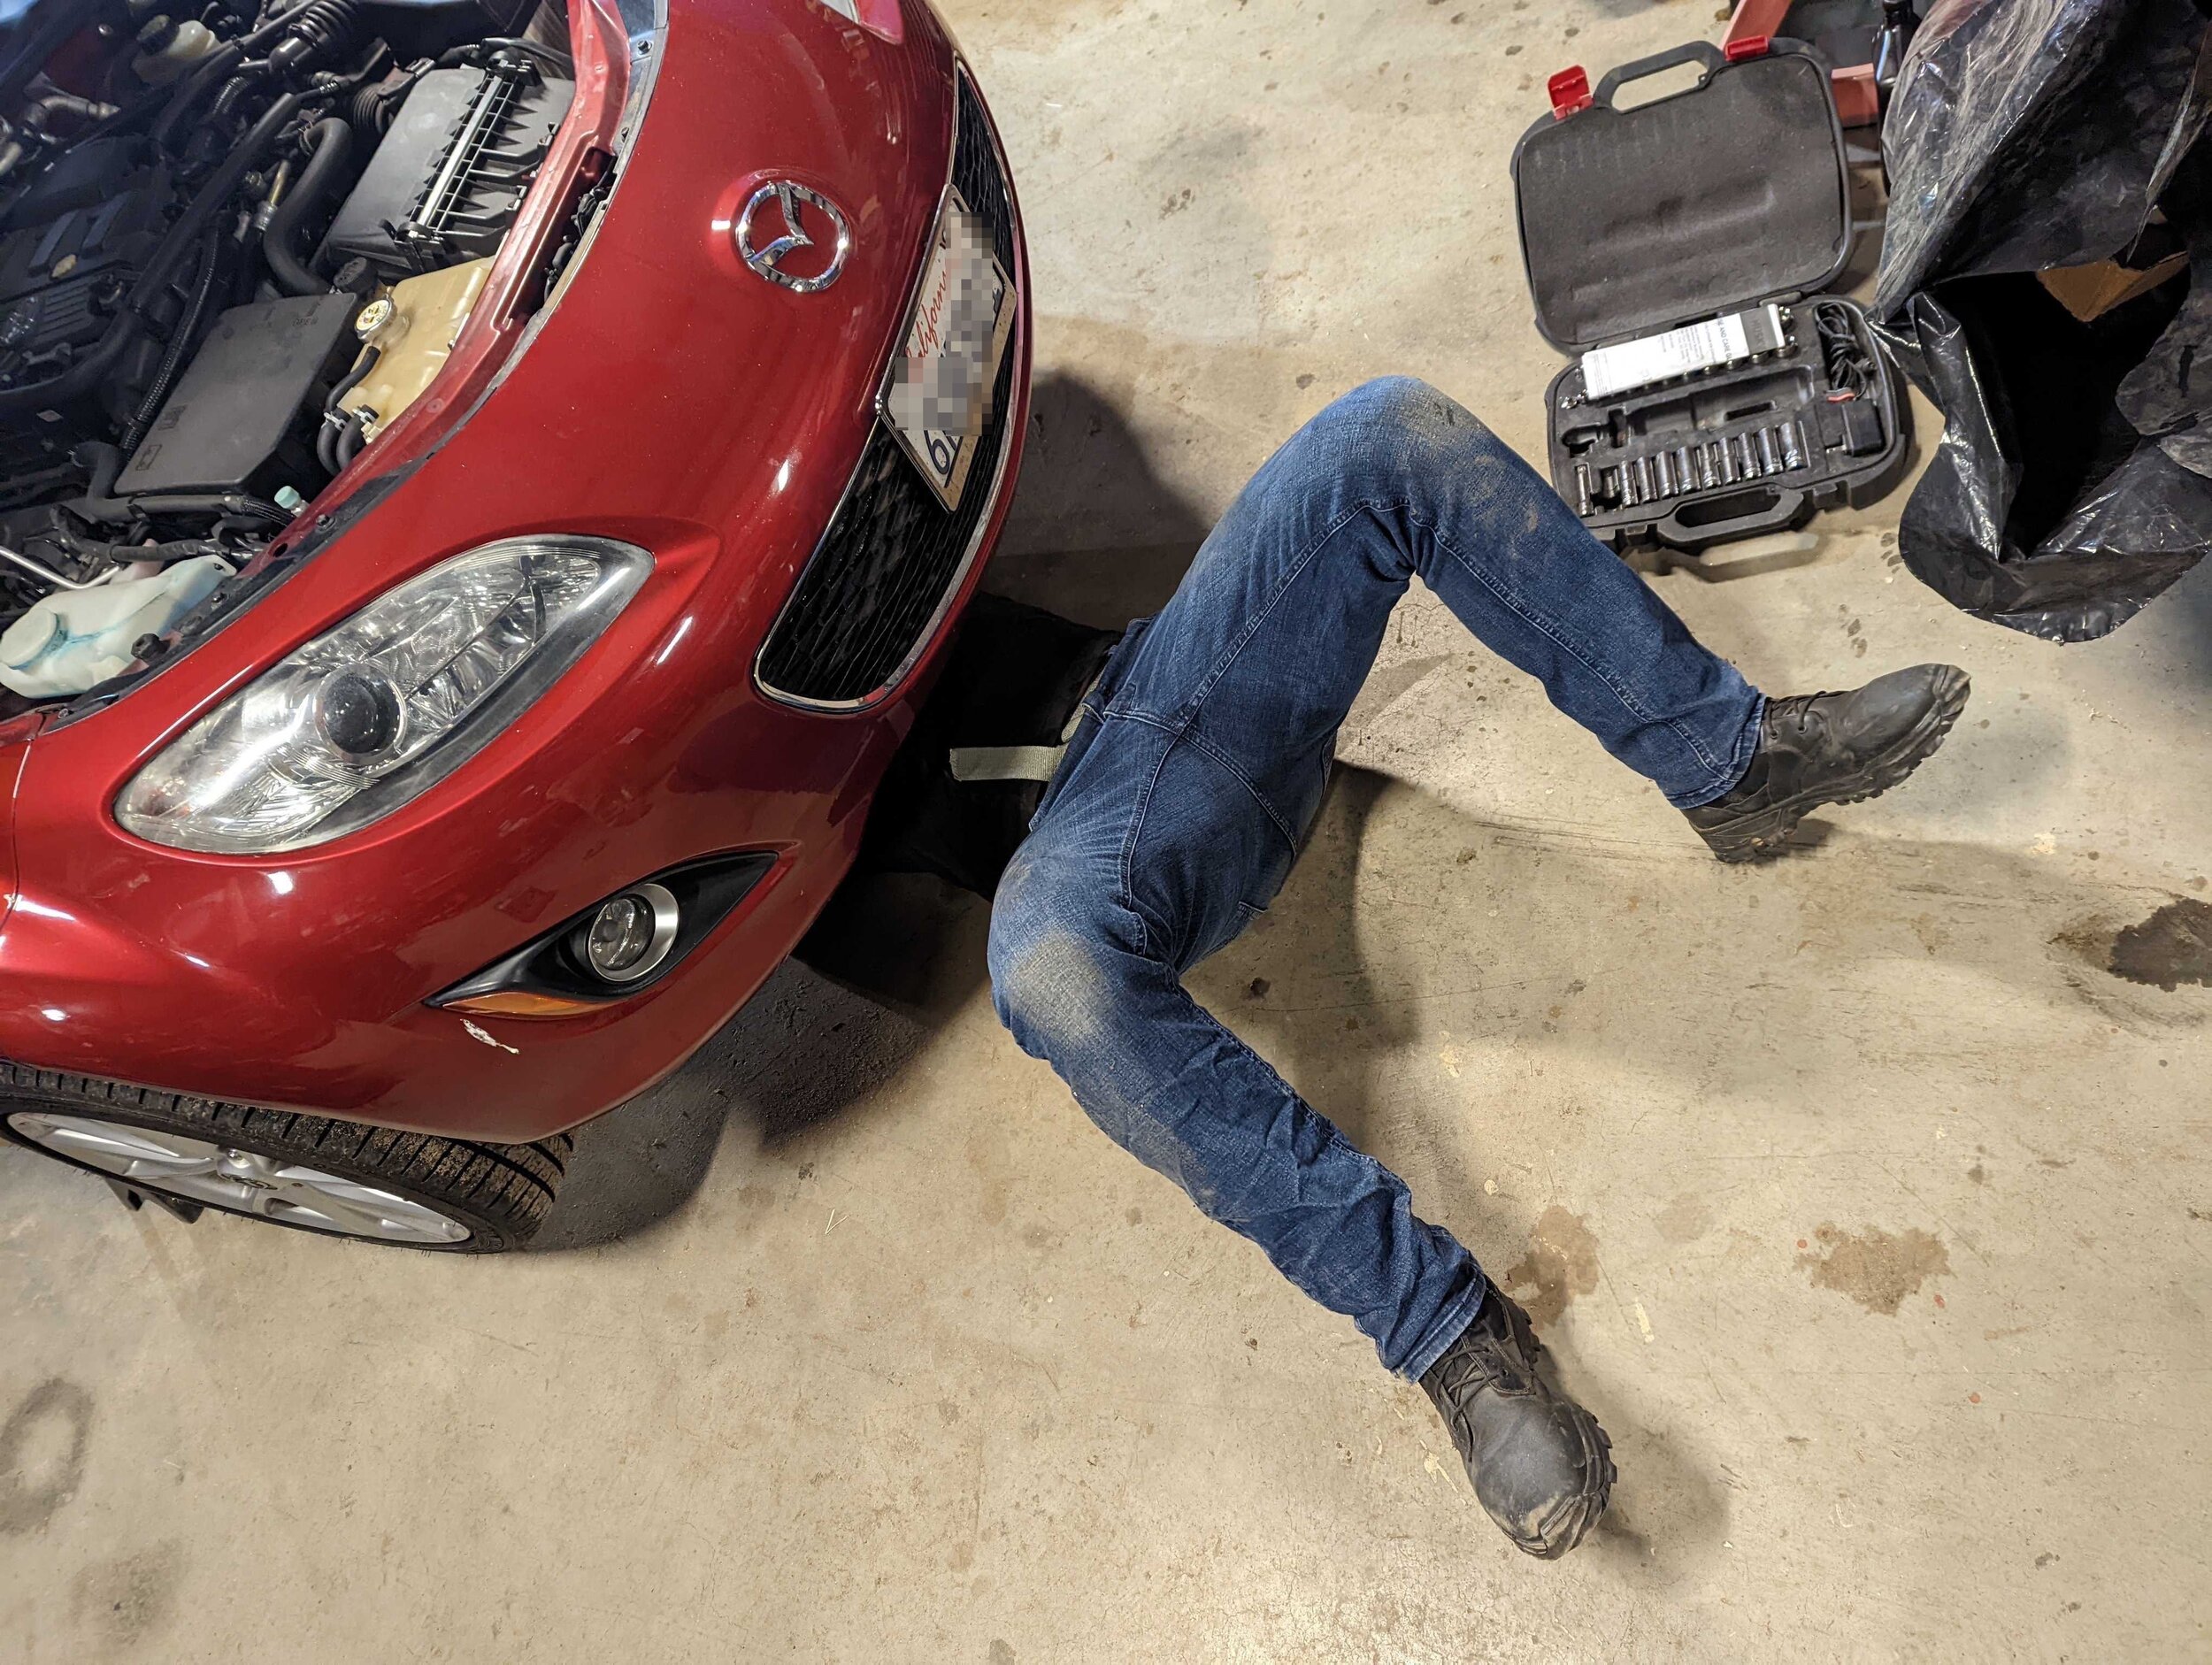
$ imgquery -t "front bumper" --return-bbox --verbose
[0,2,1030,1144]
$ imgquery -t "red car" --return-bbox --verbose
[0,0,1028,1247]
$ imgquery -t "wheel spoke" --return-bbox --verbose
[27,1116,219,1175]
[265,1169,469,1244]
[10,1112,469,1244]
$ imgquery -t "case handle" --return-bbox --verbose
[1592,41,1727,109]
[1655,485,1809,551]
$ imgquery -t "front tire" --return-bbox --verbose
[0,1064,570,1252]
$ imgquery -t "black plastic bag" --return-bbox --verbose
[1873,0,2212,641]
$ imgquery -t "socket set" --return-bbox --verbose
[1512,38,1911,556]
[1573,419,1812,516]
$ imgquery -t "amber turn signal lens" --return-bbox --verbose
[441,990,606,1019]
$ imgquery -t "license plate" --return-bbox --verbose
[881,189,1015,510]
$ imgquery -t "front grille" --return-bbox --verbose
[755,73,1018,709]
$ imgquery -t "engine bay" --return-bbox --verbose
[0,0,581,705]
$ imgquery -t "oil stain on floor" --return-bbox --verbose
[0,1377,94,1536]
[1797,1224,1949,1316]
[2108,897,2212,992]
[1502,1205,1601,1326]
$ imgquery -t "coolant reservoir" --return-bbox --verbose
[339,259,494,440]
[133,18,219,86]
[0,556,234,699]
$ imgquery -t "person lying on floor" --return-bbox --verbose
[893,378,1970,1558]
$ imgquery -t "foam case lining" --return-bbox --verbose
[1511,38,1909,556]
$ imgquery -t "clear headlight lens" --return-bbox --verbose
[115,537,651,855]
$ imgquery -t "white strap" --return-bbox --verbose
[949,743,1068,783]
[944,659,1109,786]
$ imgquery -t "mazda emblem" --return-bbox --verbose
[734,180,852,293]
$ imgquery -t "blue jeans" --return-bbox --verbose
[987,379,1763,1380]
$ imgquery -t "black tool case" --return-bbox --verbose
[1510,38,1909,556]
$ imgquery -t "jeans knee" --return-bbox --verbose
[1348,375,1492,438]
[1308,377,1504,490]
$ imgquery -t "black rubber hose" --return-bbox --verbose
[317,342,377,472]
[61,446,280,533]
[119,226,225,452]
[240,0,331,51]
[134,90,304,307]
[136,0,341,151]
[442,37,572,75]
[133,491,290,523]
[54,526,224,564]
[149,0,336,150]
[149,42,246,150]
[70,480,288,526]
[265,0,357,77]
[332,407,367,468]
[262,116,352,295]
[326,341,378,409]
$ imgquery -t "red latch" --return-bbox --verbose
[1548,65,1593,119]
[1724,34,1770,61]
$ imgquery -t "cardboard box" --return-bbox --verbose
[2038,252,2190,323]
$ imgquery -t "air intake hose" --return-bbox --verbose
[266,0,358,77]
[263,117,354,296]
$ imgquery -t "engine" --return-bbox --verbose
[0,0,578,704]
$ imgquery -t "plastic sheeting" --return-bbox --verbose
[1873,0,2212,641]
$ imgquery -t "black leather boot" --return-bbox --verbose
[1684,664,1970,863]
[1419,1291,1614,1559]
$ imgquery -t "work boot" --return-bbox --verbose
[1684,664,1970,863]
[1419,1290,1614,1559]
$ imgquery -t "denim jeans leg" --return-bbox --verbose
[989,735,1487,1381]
[991,378,1767,1380]
[1107,376,1765,818]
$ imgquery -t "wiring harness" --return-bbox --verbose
[1814,299,1875,400]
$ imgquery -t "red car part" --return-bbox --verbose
[0,0,1031,1143]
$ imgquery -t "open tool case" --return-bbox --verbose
[1511,37,1909,557]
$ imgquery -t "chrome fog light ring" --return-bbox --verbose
[574,881,680,984]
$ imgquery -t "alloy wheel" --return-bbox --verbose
[6,1111,471,1245]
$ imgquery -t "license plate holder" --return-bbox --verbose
[881,189,1015,510]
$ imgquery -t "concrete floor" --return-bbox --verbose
[6,0,2212,1659]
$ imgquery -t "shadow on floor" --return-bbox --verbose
[533,952,949,1251]
[535,372,1210,1251]
[2139,545,2212,687]
[982,369,1216,626]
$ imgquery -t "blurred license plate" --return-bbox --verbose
[882,190,1014,509]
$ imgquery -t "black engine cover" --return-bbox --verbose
[117,294,360,498]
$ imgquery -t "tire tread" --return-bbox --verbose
[0,1061,572,1252]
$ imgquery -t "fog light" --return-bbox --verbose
[574,882,679,984]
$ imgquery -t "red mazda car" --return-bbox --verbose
[0,0,1027,1246]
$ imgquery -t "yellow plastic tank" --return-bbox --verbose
[338,259,495,439]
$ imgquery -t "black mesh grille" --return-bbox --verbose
[756,74,1018,708]
[952,74,1014,270]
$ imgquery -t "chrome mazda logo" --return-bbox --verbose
[734,180,851,293]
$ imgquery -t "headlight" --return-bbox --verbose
[115,537,650,855]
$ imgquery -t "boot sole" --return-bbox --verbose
[1696,665,1972,863]
[1490,1293,1617,1560]
[1515,1408,1616,1561]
